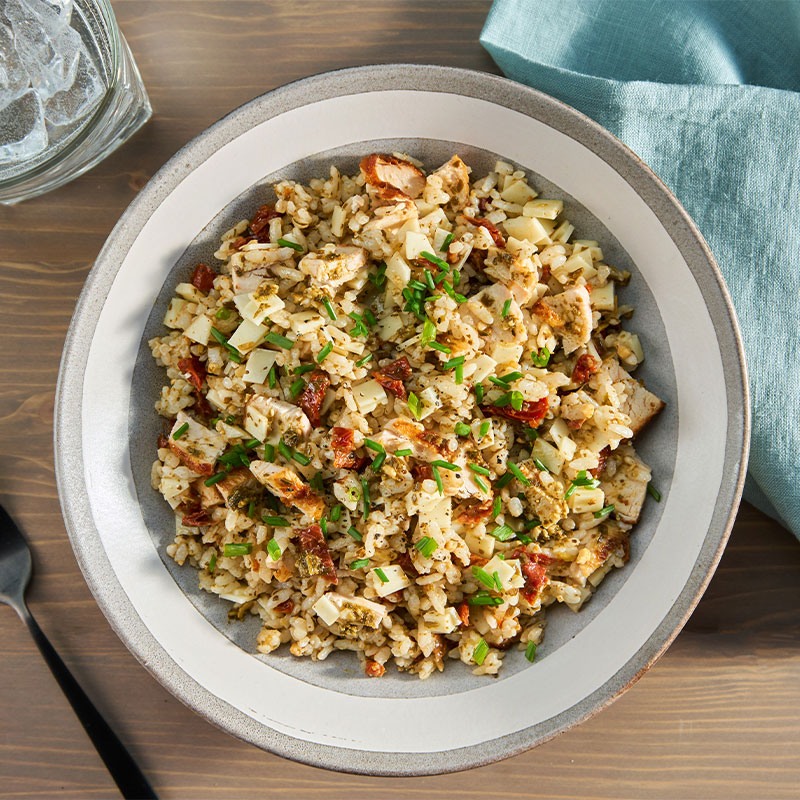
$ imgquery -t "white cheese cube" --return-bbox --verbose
[432,226,452,252]
[503,215,554,245]
[371,564,411,597]
[464,529,495,559]
[523,199,563,219]
[385,252,411,286]
[469,353,497,383]
[232,293,251,317]
[416,494,452,540]
[243,348,278,384]
[175,282,206,303]
[184,314,212,346]
[549,417,578,460]
[562,249,593,274]
[570,487,605,514]
[551,220,575,243]
[290,311,324,335]
[227,319,269,354]
[488,341,523,366]
[484,556,525,590]
[352,379,388,415]
[312,594,341,626]
[590,282,615,311]
[532,437,566,474]
[418,386,439,420]
[163,298,191,329]
[247,290,285,325]
[404,230,434,261]
[424,607,462,634]
[377,314,403,341]
[500,179,538,205]
[573,240,603,261]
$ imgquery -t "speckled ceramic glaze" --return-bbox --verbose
[55,65,749,775]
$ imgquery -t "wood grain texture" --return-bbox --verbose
[0,2,798,798]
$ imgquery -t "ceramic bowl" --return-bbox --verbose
[55,65,749,775]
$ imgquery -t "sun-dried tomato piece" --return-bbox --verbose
[331,427,359,469]
[464,215,505,248]
[571,354,599,385]
[520,561,548,604]
[190,263,216,293]
[477,196,490,214]
[275,599,294,614]
[182,508,211,527]
[298,371,330,427]
[249,203,281,236]
[511,549,557,566]
[411,463,433,482]
[177,355,207,392]
[295,524,338,584]
[364,659,385,677]
[540,263,551,282]
[456,498,494,524]
[591,446,611,479]
[157,434,169,450]
[380,356,411,381]
[396,550,419,577]
[193,394,214,421]
[469,553,489,567]
[458,600,471,627]
[373,357,412,400]
[567,418,585,430]
[480,397,548,426]
[373,373,406,400]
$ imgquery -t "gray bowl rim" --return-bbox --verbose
[54,63,750,776]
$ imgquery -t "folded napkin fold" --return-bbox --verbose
[481,0,800,539]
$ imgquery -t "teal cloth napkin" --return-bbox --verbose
[481,0,800,539]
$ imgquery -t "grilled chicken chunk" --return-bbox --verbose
[244,395,312,447]
[463,283,526,344]
[168,412,225,476]
[249,460,325,519]
[360,153,426,200]
[591,360,665,436]
[215,468,261,511]
[534,285,592,354]
[599,446,652,524]
[299,245,367,289]
[432,154,471,207]
[516,461,569,532]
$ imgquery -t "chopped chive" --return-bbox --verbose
[215,307,231,320]
[454,422,471,437]
[207,553,217,573]
[510,391,524,411]
[330,504,342,522]
[443,355,465,370]
[492,496,502,518]
[479,420,490,438]
[347,526,363,541]
[468,592,503,606]
[473,638,489,665]
[374,567,389,583]
[421,318,436,345]
[361,477,370,519]
[247,500,255,518]
[488,524,514,542]
[277,440,293,462]
[495,473,514,490]
[501,299,511,317]
[371,452,386,472]
[500,372,523,383]
[364,438,385,453]
[277,237,303,252]
[172,422,189,440]
[489,376,509,387]
[322,297,337,320]
[224,542,252,557]
[564,483,578,499]
[291,450,310,466]
[507,462,531,485]
[210,327,243,362]
[454,293,467,303]
[429,341,452,354]
[408,279,428,292]
[432,464,444,495]
[310,471,324,491]
[533,458,549,473]
[350,558,370,570]
[266,538,282,561]
[531,347,551,368]
[289,378,305,399]
[523,518,541,531]
[472,566,495,589]
[356,353,373,367]
[516,532,532,545]
[262,515,290,527]
[317,341,333,363]
[525,641,537,662]
[204,471,226,487]
[420,251,449,271]
[468,463,491,476]
[440,232,455,251]
[395,448,412,457]
[263,442,276,462]
[475,475,489,494]
[244,438,261,449]
[407,392,422,420]
[474,383,484,403]
[524,426,538,441]
[455,363,464,384]
[415,536,438,558]
[265,332,294,349]
[348,312,369,337]
[293,364,316,375]
[441,280,455,299]
[431,459,459,471]
[320,516,327,536]
[363,309,377,327]
[493,570,503,590]
[647,483,662,502]
[494,391,512,407]
[452,269,461,286]
[594,505,615,518]
[424,269,436,291]
[268,365,277,388]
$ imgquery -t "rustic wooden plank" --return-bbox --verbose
[0,2,798,798]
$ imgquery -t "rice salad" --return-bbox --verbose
[149,153,665,679]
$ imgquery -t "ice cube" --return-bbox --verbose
[7,0,81,99]
[0,88,48,164]
[44,47,103,126]
[0,23,31,105]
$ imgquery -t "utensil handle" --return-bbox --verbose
[23,608,157,799]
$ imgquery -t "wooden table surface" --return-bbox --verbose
[1,2,798,798]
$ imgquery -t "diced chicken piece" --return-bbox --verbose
[516,461,569,532]
[534,285,592,354]
[168,412,225,476]
[232,266,270,294]
[599,446,652,524]
[244,394,312,447]
[484,246,540,305]
[570,525,629,581]
[249,460,325,519]
[591,360,665,435]
[360,153,426,200]
[215,468,261,511]
[231,247,298,293]
[192,477,224,509]
[431,154,471,208]
[463,283,526,344]
[312,592,388,634]
[362,196,417,231]
[379,418,447,460]
[298,245,368,289]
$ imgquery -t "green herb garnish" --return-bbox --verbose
[277,237,303,252]
[224,542,252,557]
[265,332,294,349]
[172,422,189,440]
[415,537,438,558]
[473,639,489,666]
